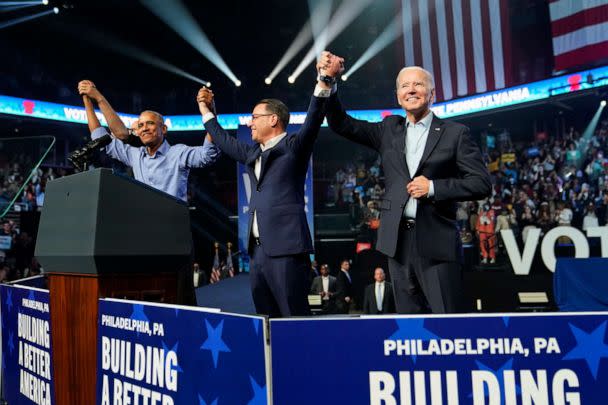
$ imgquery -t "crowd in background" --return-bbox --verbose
[461,119,608,263]
[323,157,386,231]
[2,116,608,282]
[0,156,71,283]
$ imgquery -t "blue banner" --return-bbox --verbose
[271,313,608,404]
[96,298,268,404]
[0,284,55,405]
[236,124,315,271]
[2,65,607,130]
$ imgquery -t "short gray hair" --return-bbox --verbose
[395,66,435,90]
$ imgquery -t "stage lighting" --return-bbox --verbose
[601,100,607,107]
[341,75,348,81]
[42,0,48,4]
[235,80,242,87]
[141,0,240,87]
[288,76,295,84]
[341,14,401,82]
[0,7,56,29]
[265,77,272,85]
[53,6,58,13]
[206,82,211,87]
[288,0,373,83]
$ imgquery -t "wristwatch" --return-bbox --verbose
[317,74,337,85]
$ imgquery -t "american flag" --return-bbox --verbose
[549,0,608,72]
[401,0,512,102]
[210,243,221,284]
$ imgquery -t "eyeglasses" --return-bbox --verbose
[251,113,275,121]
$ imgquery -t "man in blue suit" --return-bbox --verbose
[196,87,327,317]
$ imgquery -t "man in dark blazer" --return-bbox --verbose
[316,52,491,314]
[335,259,353,314]
[197,87,327,317]
[363,267,396,315]
[310,264,338,314]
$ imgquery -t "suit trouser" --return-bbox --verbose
[387,222,464,314]
[250,245,311,317]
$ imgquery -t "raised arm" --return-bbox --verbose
[315,51,383,151]
[197,87,252,163]
[82,94,101,134]
[78,80,130,140]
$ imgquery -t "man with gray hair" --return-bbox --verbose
[315,51,491,314]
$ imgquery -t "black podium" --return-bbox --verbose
[34,168,192,404]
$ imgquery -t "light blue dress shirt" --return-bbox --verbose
[404,111,435,218]
[91,127,220,202]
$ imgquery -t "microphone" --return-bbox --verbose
[68,135,113,171]
[87,134,113,149]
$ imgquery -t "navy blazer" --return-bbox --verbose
[326,93,491,262]
[204,96,327,257]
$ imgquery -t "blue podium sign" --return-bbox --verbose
[271,313,608,404]
[0,284,55,405]
[96,299,269,405]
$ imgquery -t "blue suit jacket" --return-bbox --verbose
[204,96,327,257]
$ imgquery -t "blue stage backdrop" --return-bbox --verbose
[271,313,608,404]
[237,123,314,272]
[0,284,55,405]
[96,298,268,405]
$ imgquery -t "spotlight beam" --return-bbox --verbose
[575,101,606,170]
[0,3,41,12]
[289,0,374,82]
[342,14,401,80]
[55,20,211,86]
[0,1,44,5]
[141,0,240,86]
[266,22,312,82]
[0,8,54,30]
[308,0,333,57]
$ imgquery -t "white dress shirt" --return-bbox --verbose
[322,276,330,300]
[375,281,385,311]
[403,112,435,218]
[251,132,287,237]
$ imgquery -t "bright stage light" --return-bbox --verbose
[265,77,272,85]
[288,76,295,84]
[601,100,607,107]
[53,6,58,14]
[0,1,43,5]
[341,75,348,81]
[42,0,48,4]
[288,0,373,83]
[141,0,240,87]
[234,80,242,87]
[263,0,332,84]
[58,21,211,86]
[0,7,56,29]
[341,14,401,81]
[308,0,333,59]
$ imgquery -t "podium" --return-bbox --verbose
[34,168,192,404]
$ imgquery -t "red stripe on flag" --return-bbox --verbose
[551,5,608,37]
[445,0,459,97]
[411,0,423,66]
[500,0,513,87]
[461,0,476,95]
[480,0,495,91]
[428,3,444,101]
[554,41,608,71]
